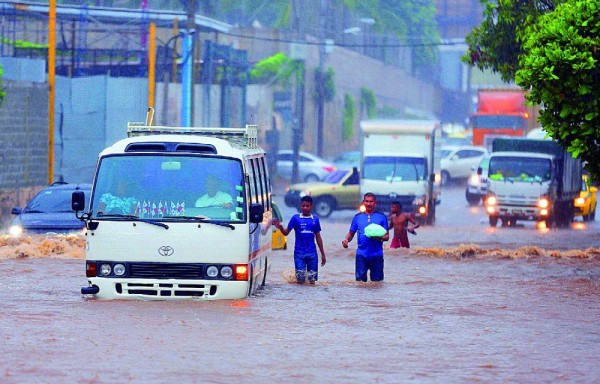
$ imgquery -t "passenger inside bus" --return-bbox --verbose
[195,175,234,209]
[97,178,138,215]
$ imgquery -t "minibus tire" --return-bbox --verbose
[261,257,268,287]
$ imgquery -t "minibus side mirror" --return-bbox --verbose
[249,203,264,223]
[72,191,85,212]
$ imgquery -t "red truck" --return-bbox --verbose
[470,89,538,147]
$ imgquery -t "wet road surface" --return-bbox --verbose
[0,185,599,383]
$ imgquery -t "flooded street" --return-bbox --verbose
[1,185,599,383]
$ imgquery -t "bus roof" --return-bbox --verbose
[100,123,264,158]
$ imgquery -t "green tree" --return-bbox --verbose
[464,0,560,82]
[516,0,600,181]
[0,64,5,106]
[360,87,377,119]
[343,93,356,142]
[249,52,304,87]
[314,67,336,103]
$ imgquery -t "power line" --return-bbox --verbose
[222,31,465,48]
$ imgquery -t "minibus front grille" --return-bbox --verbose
[129,263,204,279]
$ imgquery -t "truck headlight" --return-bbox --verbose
[468,174,480,186]
[486,195,497,206]
[538,198,549,209]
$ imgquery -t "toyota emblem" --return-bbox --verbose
[158,246,174,257]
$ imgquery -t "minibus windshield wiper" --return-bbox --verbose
[163,215,236,230]
[96,213,169,229]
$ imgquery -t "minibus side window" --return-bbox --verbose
[259,156,271,210]
[250,158,263,207]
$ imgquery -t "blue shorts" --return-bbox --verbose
[294,252,319,283]
[355,255,384,282]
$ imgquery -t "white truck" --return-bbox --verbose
[359,120,442,225]
[483,138,582,228]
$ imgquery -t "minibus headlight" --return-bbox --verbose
[574,197,585,206]
[538,198,549,209]
[113,263,126,276]
[99,263,112,276]
[418,206,427,215]
[220,266,233,278]
[486,195,497,206]
[206,266,219,277]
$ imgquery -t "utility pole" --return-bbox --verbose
[48,0,56,184]
[316,0,326,158]
[183,0,196,126]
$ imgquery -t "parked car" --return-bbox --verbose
[332,150,361,170]
[574,174,597,221]
[284,168,360,217]
[440,145,488,185]
[276,150,337,182]
[8,182,91,237]
[465,155,490,206]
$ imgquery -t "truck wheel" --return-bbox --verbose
[544,215,554,229]
[441,171,451,186]
[489,216,498,227]
[465,190,481,206]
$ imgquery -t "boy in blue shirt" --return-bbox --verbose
[273,196,326,284]
[342,192,389,282]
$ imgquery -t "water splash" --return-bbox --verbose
[0,234,85,260]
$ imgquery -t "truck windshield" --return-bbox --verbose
[472,115,525,129]
[363,156,426,182]
[488,156,551,182]
[90,155,245,222]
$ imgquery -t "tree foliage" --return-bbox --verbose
[464,0,559,82]
[360,87,377,119]
[314,67,336,103]
[343,93,356,142]
[249,52,304,87]
[516,0,600,181]
[0,64,5,106]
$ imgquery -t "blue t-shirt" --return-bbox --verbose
[287,213,322,255]
[349,211,389,257]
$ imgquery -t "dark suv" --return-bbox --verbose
[8,182,91,236]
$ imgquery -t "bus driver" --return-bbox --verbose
[195,175,234,209]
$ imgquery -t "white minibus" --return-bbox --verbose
[73,121,282,300]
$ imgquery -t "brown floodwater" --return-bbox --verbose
[1,230,599,383]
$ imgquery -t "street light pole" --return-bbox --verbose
[316,0,326,158]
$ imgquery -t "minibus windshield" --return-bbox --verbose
[91,155,245,222]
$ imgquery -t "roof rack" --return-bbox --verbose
[126,122,258,148]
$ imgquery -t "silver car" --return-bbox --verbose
[275,150,337,182]
[465,155,490,205]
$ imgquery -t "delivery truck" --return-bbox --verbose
[470,89,539,148]
[483,137,582,228]
[359,120,442,225]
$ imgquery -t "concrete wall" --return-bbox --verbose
[0,80,49,230]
